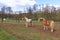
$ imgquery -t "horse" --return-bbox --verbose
[22,17,32,27]
[38,18,55,32]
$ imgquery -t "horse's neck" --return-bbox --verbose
[25,17,28,20]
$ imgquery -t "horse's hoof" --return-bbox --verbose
[51,30,53,32]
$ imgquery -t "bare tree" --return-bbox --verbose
[27,7,33,19]
[42,5,57,20]
[33,4,38,11]
[6,7,12,13]
[51,6,57,20]
[43,5,50,19]
[1,6,5,22]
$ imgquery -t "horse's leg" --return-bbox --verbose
[29,22,32,27]
[43,25,46,30]
[26,22,28,27]
[51,27,54,32]
[28,22,30,27]
[50,22,54,32]
[46,26,48,30]
[50,25,54,32]
[30,22,32,27]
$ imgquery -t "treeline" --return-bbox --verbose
[0,5,60,22]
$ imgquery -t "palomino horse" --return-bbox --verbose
[22,17,32,27]
[38,18,54,32]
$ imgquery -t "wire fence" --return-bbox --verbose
[0,18,41,25]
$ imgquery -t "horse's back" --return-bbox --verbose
[43,20,54,26]
[26,19,32,22]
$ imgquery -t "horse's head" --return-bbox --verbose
[38,18,46,22]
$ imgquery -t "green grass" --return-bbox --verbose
[0,26,60,40]
[0,28,20,40]
[14,27,60,40]
[0,27,59,40]
[0,18,24,24]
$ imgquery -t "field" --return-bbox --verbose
[0,19,60,40]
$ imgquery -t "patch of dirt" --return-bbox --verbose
[0,22,60,38]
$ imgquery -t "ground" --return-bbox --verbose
[0,22,60,40]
